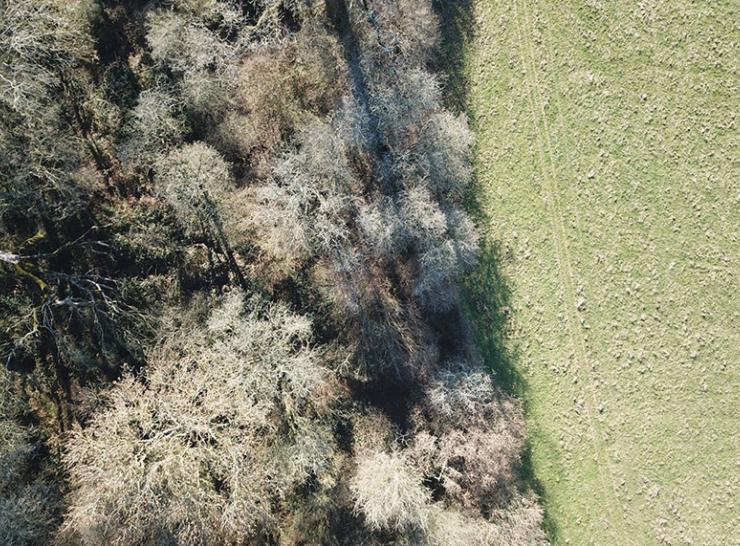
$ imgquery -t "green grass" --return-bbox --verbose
[452,1,739,544]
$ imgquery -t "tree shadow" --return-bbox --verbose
[432,0,475,113]
[434,1,560,542]
[462,241,523,395]
[464,242,560,540]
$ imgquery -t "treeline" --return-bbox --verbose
[0,1,547,545]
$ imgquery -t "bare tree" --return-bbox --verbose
[62,291,338,545]
[247,118,356,274]
[399,189,479,310]
[119,86,186,167]
[155,142,250,291]
[404,112,475,200]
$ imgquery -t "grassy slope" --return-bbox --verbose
[462,1,739,544]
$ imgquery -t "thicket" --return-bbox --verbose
[0,0,547,544]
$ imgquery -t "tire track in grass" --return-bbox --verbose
[515,4,663,542]
[510,1,629,542]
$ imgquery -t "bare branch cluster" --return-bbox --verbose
[62,291,336,545]
[0,1,546,544]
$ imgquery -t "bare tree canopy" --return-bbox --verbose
[0,1,545,545]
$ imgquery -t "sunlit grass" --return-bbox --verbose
[455,1,739,544]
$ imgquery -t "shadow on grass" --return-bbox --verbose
[432,0,474,113]
[434,1,560,542]
[462,243,559,542]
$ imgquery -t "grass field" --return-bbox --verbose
[453,1,739,544]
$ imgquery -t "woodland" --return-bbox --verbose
[0,1,546,544]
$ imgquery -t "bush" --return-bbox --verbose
[425,505,490,546]
[172,0,245,29]
[409,368,526,509]
[405,112,474,200]
[351,450,430,532]
[0,393,33,491]
[350,0,440,67]
[485,495,549,546]
[292,23,348,115]
[351,409,399,455]
[234,26,346,172]
[426,499,548,546]
[62,291,338,545]
[0,485,61,546]
[235,49,301,171]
